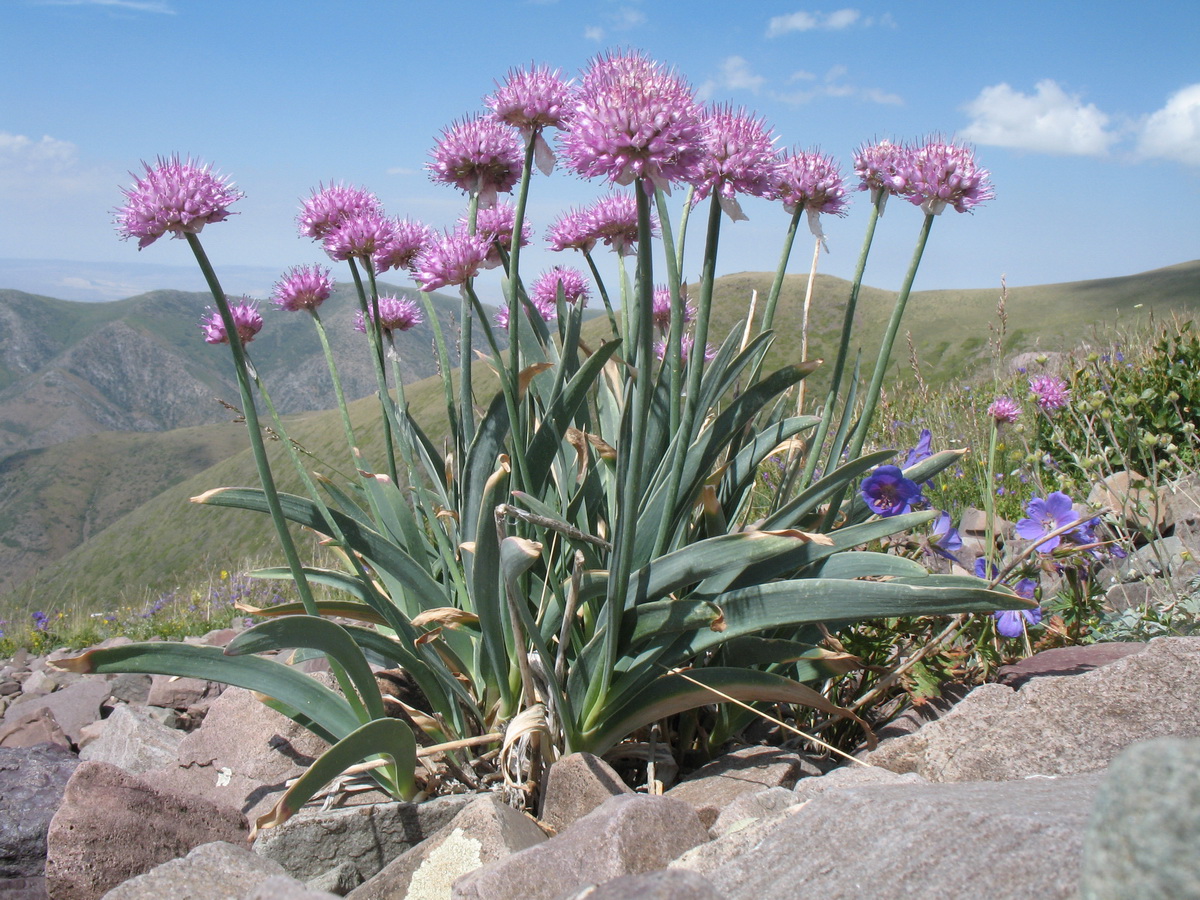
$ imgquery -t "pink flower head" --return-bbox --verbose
[373,217,433,275]
[272,264,334,312]
[778,149,849,217]
[853,140,915,209]
[987,395,1021,424]
[428,115,523,209]
[651,284,694,333]
[689,105,782,220]
[547,193,658,256]
[560,50,706,193]
[1029,375,1070,412]
[200,299,262,345]
[655,331,715,363]
[354,294,423,337]
[115,156,242,249]
[297,182,382,240]
[531,266,590,311]
[906,138,994,215]
[460,202,533,269]
[322,210,396,262]
[414,231,494,292]
[486,64,573,175]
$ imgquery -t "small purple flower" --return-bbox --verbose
[414,231,493,292]
[1029,375,1070,412]
[689,105,782,220]
[975,558,1000,580]
[654,333,716,363]
[928,511,962,561]
[271,264,333,313]
[853,140,914,209]
[297,182,381,240]
[115,156,243,249]
[486,64,573,174]
[860,465,923,517]
[200,300,263,345]
[546,193,657,256]
[777,148,849,246]
[354,294,423,337]
[993,605,1043,638]
[906,138,994,215]
[903,428,933,468]
[32,610,50,632]
[322,210,397,262]
[651,284,694,333]
[373,217,433,275]
[987,396,1021,424]
[531,266,589,310]
[1015,491,1079,552]
[428,115,523,209]
[461,202,533,269]
[560,50,706,193]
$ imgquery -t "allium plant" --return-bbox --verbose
[74,52,1020,828]
[115,156,242,249]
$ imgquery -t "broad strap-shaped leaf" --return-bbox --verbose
[812,551,930,580]
[763,449,895,531]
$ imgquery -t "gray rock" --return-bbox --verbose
[106,674,151,706]
[348,794,546,900]
[306,861,361,897]
[699,773,1102,900]
[248,874,345,900]
[0,874,47,899]
[1116,537,1189,581]
[864,636,1200,782]
[0,744,79,878]
[145,674,223,711]
[451,793,709,900]
[79,705,184,775]
[0,706,70,750]
[995,642,1147,689]
[665,746,819,828]
[2,679,109,746]
[708,786,796,838]
[253,794,470,884]
[1080,737,1200,899]
[562,869,723,900]
[538,752,633,835]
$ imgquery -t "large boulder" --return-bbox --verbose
[0,744,79,881]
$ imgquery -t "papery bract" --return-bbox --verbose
[115,155,242,249]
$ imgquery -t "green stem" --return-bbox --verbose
[653,186,684,436]
[309,308,359,472]
[760,203,805,335]
[459,194,480,452]
[507,137,537,408]
[584,250,621,341]
[346,258,399,485]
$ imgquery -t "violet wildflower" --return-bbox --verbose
[853,140,913,211]
[1029,374,1070,412]
[994,580,1042,637]
[115,155,242,249]
[560,50,706,193]
[546,193,655,256]
[654,333,716,363]
[928,511,962,561]
[200,300,263,345]
[461,202,532,269]
[322,211,398,263]
[907,138,994,216]
[987,396,1021,424]
[974,558,1000,580]
[903,428,933,468]
[414,231,494,292]
[272,264,334,313]
[1015,491,1080,552]
[486,64,573,174]
[354,295,423,337]
[531,266,590,310]
[428,115,523,209]
[689,105,782,220]
[297,182,381,240]
[860,465,924,516]
[777,148,849,246]
[373,218,433,275]
[651,284,694,333]
[32,610,50,632]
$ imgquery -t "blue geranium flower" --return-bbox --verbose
[860,465,923,517]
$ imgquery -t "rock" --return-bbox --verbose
[871,683,972,742]
[665,746,819,828]
[44,761,248,900]
[2,679,109,747]
[562,869,723,900]
[78,705,184,775]
[105,674,151,706]
[305,861,362,896]
[538,752,633,835]
[145,674,223,711]
[253,794,470,884]
[1080,737,1200,899]
[995,642,1147,689]
[19,670,57,697]
[694,773,1102,900]
[1115,536,1190,581]
[348,795,546,900]
[100,842,337,900]
[451,793,709,900]
[1162,473,1200,531]
[708,786,796,838]
[1104,580,1171,612]
[0,707,70,750]
[1088,469,1166,534]
[0,744,79,878]
[864,636,1200,782]
[0,875,47,898]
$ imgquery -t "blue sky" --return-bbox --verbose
[2,0,1198,303]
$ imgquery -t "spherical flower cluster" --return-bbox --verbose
[853,140,913,208]
[297,183,381,240]
[354,295,423,337]
[272,264,334,313]
[428,115,523,209]
[1029,374,1070,412]
[486,65,573,175]
[860,464,924,517]
[906,138,994,215]
[414,231,494,292]
[987,395,1021,424]
[559,50,706,193]
[115,156,243,249]
[777,149,849,217]
[373,218,433,275]
[689,106,781,220]
[531,266,590,309]
[546,193,657,256]
[461,202,533,269]
[322,211,396,262]
[200,300,262,345]
[654,333,716,363]
[651,284,694,333]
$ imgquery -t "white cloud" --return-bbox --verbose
[34,0,175,12]
[386,166,418,176]
[698,56,766,100]
[772,66,902,106]
[961,80,1117,156]
[583,25,605,42]
[766,8,866,37]
[0,132,79,176]
[0,131,111,201]
[1137,84,1200,166]
[613,6,645,28]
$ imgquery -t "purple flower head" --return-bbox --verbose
[907,138,994,215]
[929,511,962,561]
[272,264,333,313]
[689,105,782,220]
[531,266,590,310]
[353,294,423,337]
[993,605,1043,638]
[32,610,50,632]
[860,465,923,517]
[546,193,657,256]
[461,202,533,269]
[652,284,695,333]
[1015,491,1080,552]
[414,231,493,292]
[322,211,396,262]
[975,558,1000,580]
[1029,374,1070,412]
[486,64,573,174]
[903,428,933,468]
[428,115,523,209]
[778,149,850,217]
[853,140,914,210]
[115,156,243,249]
[297,182,381,240]
[200,300,263,345]
[560,50,706,193]
[654,332,716,363]
[373,218,434,275]
[987,396,1021,424]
